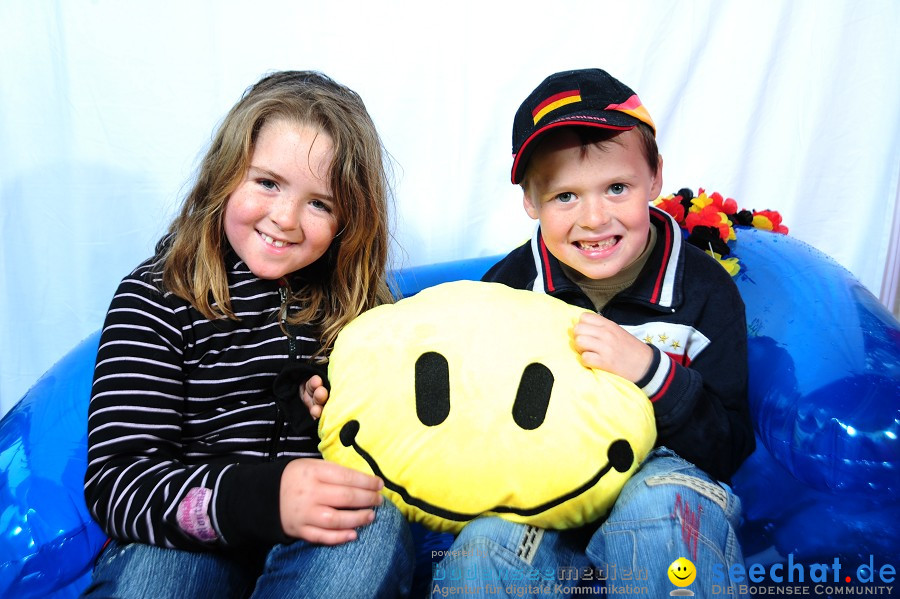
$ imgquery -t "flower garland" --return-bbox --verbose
[653,188,789,276]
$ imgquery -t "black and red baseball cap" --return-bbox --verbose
[511,68,656,184]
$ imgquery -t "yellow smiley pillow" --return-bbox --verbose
[318,280,657,533]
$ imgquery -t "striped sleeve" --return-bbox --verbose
[86,262,220,549]
[634,344,702,431]
[84,261,290,550]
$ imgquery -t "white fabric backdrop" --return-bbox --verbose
[2,0,899,416]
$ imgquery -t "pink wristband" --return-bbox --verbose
[177,487,218,542]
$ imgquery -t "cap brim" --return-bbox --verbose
[511,115,640,184]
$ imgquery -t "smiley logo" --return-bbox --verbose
[319,281,657,533]
[668,557,697,587]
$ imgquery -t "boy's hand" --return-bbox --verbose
[279,458,384,545]
[301,374,329,419]
[573,313,654,383]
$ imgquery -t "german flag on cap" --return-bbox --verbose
[605,94,656,132]
[532,89,582,125]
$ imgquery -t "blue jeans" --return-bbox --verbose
[430,448,747,598]
[82,501,415,599]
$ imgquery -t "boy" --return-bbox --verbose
[430,69,754,598]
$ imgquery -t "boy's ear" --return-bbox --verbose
[650,155,664,200]
[522,190,539,220]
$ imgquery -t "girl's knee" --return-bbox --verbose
[86,541,246,599]
[363,501,415,560]
[372,500,403,528]
[369,501,408,537]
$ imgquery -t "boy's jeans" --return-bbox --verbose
[430,448,747,598]
[83,501,414,599]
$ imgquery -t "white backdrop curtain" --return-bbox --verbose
[2,0,899,415]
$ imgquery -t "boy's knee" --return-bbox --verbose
[593,469,743,568]
[617,474,738,526]
[452,516,523,549]
[598,462,743,559]
[644,472,733,512]
[614,452,741,522]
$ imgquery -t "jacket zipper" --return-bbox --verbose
[279,283,297,357]
[269,281,294,461]
[269,407,284,461]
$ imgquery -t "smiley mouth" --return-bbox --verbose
[339,420,634,522]
[672,572,691,580]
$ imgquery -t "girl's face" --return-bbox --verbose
[224,118,339,280]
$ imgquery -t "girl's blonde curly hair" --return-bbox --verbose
[161,71,393,354]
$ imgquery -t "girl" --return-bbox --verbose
[83,71,413,598]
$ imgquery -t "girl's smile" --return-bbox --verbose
[257,230,295,249]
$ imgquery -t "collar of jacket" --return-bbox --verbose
[528,205,683,313]
[222,244,308,291]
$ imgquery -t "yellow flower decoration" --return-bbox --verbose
[705,250,741,276]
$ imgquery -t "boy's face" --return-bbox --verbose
[522,128,662,281]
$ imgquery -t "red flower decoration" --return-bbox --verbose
[752,210,789,234]
[655,195,685,223]
[684,204,734,243]
[715,193,739,215]
[653,188,790,276]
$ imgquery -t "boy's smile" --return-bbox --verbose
[522,128,662,280]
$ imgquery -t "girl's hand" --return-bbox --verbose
[279,459,384,545]
[301,375,329,419]
[573,312,654,383]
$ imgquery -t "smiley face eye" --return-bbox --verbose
[512,363,554,430]
[415,352,451,426]
[415,355,554,430]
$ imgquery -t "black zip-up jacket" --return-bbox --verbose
[85,248,322,551]
[482,206,754,482]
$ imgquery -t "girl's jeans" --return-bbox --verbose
[82,501,414,599]
[430,448,747,598]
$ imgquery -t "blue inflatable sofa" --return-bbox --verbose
[1,225,898,598]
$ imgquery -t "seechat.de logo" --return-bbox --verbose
[668,557,696,596]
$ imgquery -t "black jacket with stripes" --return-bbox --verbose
[85,248,322,550]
